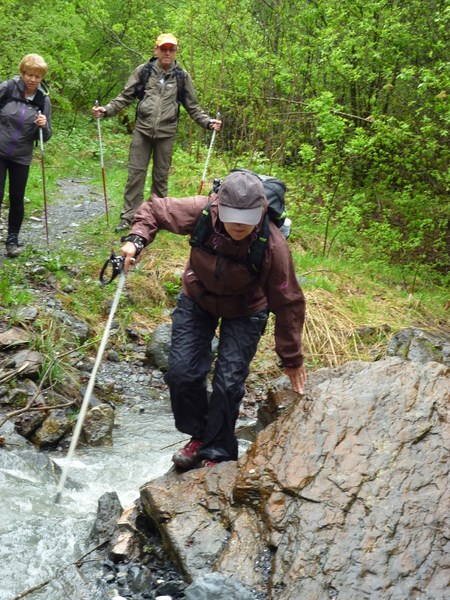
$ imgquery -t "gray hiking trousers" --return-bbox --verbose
[120,130,175,224]
[164,293,269,462]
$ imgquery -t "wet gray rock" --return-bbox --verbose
[107,349,121,362]
[11,305,39,321]
[94,499,188,599]
[140,357,449,599]
[82,404,115,446]
[256,374,298,428]
[185,572,259,600]
[145,323,172,372]
[89,491,124,546]
[386,326,450,365]
[47,308,91,344]
[0,326,31,348]
[146,322,220,373]
[3,349,43,376]
[14,402,48,437]
[1,378,44,408]
[109,501,148,562]
[30,408,72,449]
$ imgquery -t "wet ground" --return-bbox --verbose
[0,177,108,258]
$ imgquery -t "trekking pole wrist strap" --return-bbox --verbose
[121,234,146,256]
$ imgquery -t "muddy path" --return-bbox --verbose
[0,176,108,261]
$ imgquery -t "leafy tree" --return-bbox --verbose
[0,0,448,278]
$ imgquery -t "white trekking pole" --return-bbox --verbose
[54,253,126,503]
[198,112,221,194]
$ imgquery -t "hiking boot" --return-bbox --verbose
[172,438,203,470]
[115,221,129,232]
[5,234,22,258]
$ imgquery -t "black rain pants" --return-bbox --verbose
[164,293,268,462]
[0,158,30,236]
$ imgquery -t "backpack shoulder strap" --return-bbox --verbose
[247,213,270,274]
[32,88,47,113]
[173,65,187,105]
[0,79,47,113]
[134,57,157,100]
[134,59,186,122]
[0,79,18,111]
[189,202,213,249]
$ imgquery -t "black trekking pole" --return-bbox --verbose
[54,253,126,503]
[95,100,110,226]
[38,111,50,251]
[198,112,221,195]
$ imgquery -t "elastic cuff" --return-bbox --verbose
[281,359,303,369]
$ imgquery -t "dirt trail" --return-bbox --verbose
[0,177,108,265]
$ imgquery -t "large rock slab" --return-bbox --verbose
[140,357,449,599]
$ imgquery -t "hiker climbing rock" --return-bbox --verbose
[0,54,52,258]
[92,32,222,232]
[120,170,306,470]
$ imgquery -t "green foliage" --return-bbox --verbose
[0,0,448,280]
[31,319,75,386]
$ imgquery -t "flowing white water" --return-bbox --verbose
[0,395,183,600]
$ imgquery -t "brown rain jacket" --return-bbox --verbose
[130,194,306,368]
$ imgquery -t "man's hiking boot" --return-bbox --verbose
[172,438,203,470]
[115,222,129,232]
[5,234,22,258]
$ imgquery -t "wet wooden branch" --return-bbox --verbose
[12,577,53,599]
[0,362,30,384]
[0,400,77,430]
[0,339,97,431]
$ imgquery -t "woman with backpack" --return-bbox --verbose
[0,53,51,257]
[120,170,306,470]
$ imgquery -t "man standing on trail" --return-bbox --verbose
[120,170,306,470]
[92,33,222,232]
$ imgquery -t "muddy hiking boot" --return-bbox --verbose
[172,438,203,470]
[5,233,22,258]
[115,221,129,232]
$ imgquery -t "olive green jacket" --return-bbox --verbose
[104,59,213,137]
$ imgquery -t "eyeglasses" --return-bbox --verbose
[158,46,177,53]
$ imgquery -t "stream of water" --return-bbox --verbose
[0,392,183,600]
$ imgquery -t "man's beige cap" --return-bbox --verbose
[155,33,178,47]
